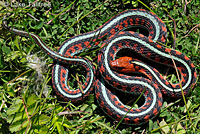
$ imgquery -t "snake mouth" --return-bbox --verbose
[111,66,125,71]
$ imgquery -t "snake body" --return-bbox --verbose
[3,9,197,124]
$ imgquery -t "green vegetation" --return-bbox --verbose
[0,0,199,133]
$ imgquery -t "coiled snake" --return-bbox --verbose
[3,9,197,124]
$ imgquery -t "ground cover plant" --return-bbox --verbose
[0,0,199,133]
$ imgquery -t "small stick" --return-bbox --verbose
[168,15,177,49]
[164,67,170,79]
[184,0,192,13]
[183,23,200,38]
[0,100,5,112]
[22,98,32,134]
[27,13,40,22]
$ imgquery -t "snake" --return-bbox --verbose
[3,9,197,125]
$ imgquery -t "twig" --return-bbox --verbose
[168,52,192,124]
[0,100,5,111]
[27,13,40,22]
[163,67,170,79]
[184,0,192,13]
[183,23,200,38]
[22,98,32,134]
[45,8,52,16]
[167,15,177,49]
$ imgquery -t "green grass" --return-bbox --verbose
[0,0,199,133]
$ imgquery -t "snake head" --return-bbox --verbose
[110,56,137,73]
